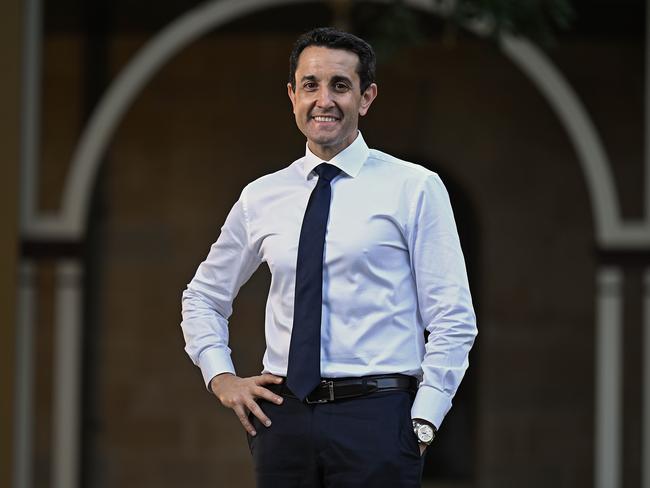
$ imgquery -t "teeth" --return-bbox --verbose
[314,116,337,122]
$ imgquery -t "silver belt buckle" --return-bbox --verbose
[306,380,335,404]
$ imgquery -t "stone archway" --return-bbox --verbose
[23,0,648,247]
[16,2,650,488]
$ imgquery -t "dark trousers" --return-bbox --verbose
[247,390,424,488]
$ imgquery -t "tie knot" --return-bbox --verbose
[314,163,341,182]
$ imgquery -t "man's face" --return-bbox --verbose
[288,46,377,161]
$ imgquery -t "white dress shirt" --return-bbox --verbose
[181,132,477,429]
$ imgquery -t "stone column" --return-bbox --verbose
[0,0,24,485]
[595,267,623,488]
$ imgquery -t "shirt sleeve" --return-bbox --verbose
[407,173,478,429]
[180,188,262,389]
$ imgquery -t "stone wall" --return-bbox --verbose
[31,12,644,488]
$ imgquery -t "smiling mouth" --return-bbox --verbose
[312,115,339,122]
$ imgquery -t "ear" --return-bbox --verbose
[287,82,296,114]
[358,83,378,117]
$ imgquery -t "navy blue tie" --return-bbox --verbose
[286,163,342,400]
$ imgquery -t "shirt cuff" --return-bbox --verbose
[411,384,453,430]
[199,347,236,390]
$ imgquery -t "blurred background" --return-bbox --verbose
[0,0,647,487]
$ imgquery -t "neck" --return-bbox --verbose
[308,131,358,161]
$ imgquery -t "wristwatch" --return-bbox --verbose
[412,419,436,446]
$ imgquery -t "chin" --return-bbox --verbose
[308,134,340,147]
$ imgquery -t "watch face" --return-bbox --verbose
[417,424,434,443]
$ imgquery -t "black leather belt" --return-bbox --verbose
[267,374,417,404]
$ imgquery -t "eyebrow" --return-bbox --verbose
[330,75,352,85]
[299,74,353,85]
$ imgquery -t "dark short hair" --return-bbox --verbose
[289,27,376,93]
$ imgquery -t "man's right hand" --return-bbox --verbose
[210,373,284,436]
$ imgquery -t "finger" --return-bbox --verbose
[256,373,284,385]
[234,405,257,436]
[253,385,284,405]
[247,400,272,428]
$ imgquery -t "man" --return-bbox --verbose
[181,27,477,487]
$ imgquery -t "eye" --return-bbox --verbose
[303,82,317,91]
[334,82,349,91]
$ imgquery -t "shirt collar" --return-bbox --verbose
[300,131,369,180]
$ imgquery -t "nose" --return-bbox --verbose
[315,87,334,108]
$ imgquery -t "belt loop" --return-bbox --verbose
[327,380,334,401]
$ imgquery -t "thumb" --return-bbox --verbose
[257,373,283,384]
